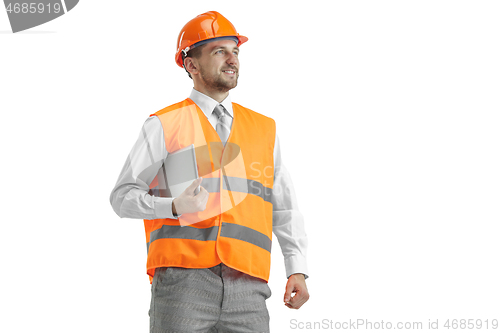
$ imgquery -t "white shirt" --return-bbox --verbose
[110,88,309,279]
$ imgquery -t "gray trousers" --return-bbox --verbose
[149,263,272,333]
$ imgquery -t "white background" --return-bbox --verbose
[1,1,499,332]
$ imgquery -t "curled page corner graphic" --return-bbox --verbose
[3,0,79,33]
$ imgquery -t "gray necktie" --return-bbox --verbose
[213,104,231,145]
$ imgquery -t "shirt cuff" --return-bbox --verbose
[285,254,309,280]
[153,197,180,219]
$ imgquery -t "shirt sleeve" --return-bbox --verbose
[109,116,179,220]
[272,131,310,279]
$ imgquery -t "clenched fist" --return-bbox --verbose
[172,177,209,216]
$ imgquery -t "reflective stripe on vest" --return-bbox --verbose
[199,176,272,202]
[146,222,272,254]
[149,176,272,202]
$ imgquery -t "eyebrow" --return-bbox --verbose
[211,45,239,53]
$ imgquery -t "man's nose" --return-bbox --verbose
[227,53,238,66]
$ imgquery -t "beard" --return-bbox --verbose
[199,66,239,92]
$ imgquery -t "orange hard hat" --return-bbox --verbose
[175,11,248,68]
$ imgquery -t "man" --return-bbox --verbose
[110,11,309,333]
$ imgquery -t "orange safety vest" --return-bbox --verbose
[144,98,276,283]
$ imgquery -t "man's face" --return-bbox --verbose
[196,39,240,92]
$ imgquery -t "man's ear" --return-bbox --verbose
[184,57,199,76]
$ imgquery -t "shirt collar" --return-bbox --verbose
[189,88,234,119]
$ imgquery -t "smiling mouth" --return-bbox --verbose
[222,70,236,74]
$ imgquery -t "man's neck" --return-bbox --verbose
[193,86,229,103]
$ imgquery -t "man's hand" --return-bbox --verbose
[284,273,309,309]
[172,177,209,215]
